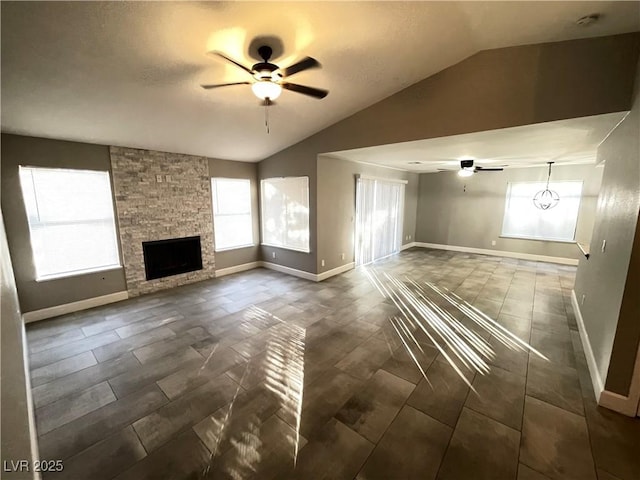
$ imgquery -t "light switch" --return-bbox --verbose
[156,174,163,183]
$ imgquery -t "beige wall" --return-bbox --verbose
[1,134,127,312]
[208,158,261,270]
[1,211,38,478]
[317,155,418,272]
[574,57,640,396]
[259,33,640,275]
[608,211,640,395]
[415,164,603,259]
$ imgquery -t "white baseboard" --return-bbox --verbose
[571,290,639,416]
[414,242,579,266]
[400,242,417,251]
[259,261,317,282]
[215,261,261,278]
[571,289,604,402]
[317,262,355,282]
[22,291,129,323]
[20,322,41,479]
[259,260,355,282]
[598,336,640,416]
[599,389,640,417]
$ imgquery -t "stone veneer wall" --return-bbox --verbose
[110,146,215,296]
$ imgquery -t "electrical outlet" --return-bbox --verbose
[491,240,496,246]
[601,239,606,253]
[321,259,325,267]
[156,174,163,183]
[341,253,345,260]
[165,174,171,182]
[581,294,586,306]
[272,252,276,259]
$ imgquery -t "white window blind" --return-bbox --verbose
[19,166,121,279]
[355,177,405,265]
[211,178,253,251]
[501,181,583,242]
[261,177,310,252]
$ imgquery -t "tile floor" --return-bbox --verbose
[26,249,639,480]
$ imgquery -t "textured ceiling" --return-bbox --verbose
[1,1,639,162]
[328,112,627,172]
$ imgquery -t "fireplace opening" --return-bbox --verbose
[142,236,203,281]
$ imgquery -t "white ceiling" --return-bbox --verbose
[1,2,639,162]
[328,112,627,172]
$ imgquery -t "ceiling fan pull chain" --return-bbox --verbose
[264,102,270,134]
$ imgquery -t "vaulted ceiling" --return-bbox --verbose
[2,1,639,162]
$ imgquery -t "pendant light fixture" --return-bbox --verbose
[533,162,560,210]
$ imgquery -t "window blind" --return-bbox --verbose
[211,178,253,251]
[260,177,310,252]
[501,181,583,242]
[19,166,121,279]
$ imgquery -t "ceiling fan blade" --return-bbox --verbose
[282,82,328,99]
[282,57,320,77]
[208,51,254,76]
[201,81,251,90]
[475,167,504,172]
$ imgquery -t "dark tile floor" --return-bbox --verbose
[26,249,639,480]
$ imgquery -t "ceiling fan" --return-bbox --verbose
[438,159,506,177]
[201,45,329,104]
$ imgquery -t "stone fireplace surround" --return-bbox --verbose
[110,146,215,297]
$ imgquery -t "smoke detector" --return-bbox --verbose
[576,14,601,26]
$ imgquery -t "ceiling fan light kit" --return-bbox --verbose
[201,43,329,132]
[533,161,560,210]
[251,80,282,100]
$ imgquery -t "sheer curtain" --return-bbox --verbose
[355,177,405,265]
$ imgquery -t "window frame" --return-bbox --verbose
[500,180,583,243]
[260,176,311,253]
[210,177,255,252]
[19,165,122,281]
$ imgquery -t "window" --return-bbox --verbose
[19,166,120,279]
[261,177,310,252]
[355,177,405,265]
[501,181,583,242]
[211,178,253,251]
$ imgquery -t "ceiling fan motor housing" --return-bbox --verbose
[461,159,474,169]
[253,47,280,81]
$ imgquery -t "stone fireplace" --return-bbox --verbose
[110,146,215,296]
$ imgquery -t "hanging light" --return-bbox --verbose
[533,162,560,210]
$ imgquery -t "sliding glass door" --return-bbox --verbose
[355,176,405,266]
